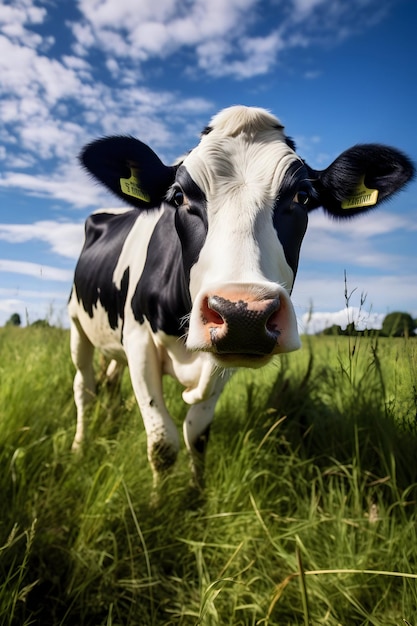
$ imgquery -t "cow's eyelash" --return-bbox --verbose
[167,186,186,207]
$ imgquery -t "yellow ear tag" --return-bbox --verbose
[341,176,379,210]
[120,169,150,203]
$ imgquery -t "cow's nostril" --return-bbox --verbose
[266,306,281,336]
[202,296,225,326]
[209,308,224,325]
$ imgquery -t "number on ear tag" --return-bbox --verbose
[341,177,379,209]
[120,170,150,202]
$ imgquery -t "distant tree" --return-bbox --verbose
[30,319,51,328]
[381,312,416,337]
[344,322,358,336]
[5,313,21,327]
[322,324,343,336]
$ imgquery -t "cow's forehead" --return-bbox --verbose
[182,106,299,199]
[205,105,285,136]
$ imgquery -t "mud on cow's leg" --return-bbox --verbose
[134,395,180,489]
[148,434,180,475]
[144,407,180,489]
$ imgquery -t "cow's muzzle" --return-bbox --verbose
[203,294,280,355]
[187,284,301,366]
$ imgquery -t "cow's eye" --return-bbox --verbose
[173,189,184,207]
[293,190,311,207]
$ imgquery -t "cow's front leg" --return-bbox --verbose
[183,377,228,487]
[125,333,180,486]
[70,319,96,452]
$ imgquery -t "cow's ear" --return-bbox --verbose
[308,144,414,218]
[80,136,176,209]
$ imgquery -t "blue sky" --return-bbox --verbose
[0,0,416,332]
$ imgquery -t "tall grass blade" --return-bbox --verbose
[296,540,310,626]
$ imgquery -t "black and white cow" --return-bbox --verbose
[69,106,414,485]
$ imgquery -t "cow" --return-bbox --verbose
[68,105,414,487]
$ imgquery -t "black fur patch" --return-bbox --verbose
[73,210,139,329]
[131,169,208,335]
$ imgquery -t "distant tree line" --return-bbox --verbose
[321,311,417,337]
[4,313,51,328]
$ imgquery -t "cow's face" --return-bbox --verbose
[174,108,309,365]
[80,105,414,368]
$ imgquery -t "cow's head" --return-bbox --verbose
[80,106,414,367]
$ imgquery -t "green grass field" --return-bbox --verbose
[0,326,416,625]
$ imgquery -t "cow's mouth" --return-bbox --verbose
[213,352,273,369]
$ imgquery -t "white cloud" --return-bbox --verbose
[71,21,96,56]
[0,164,112,208]
[76,0,177,32]
[20,120,83,160]
[292,0,326,15]
[0,1,46,48]
[0,220,85,259]
[75,0,257,57]
[70,0,392,81]
[300,209,417,271]
[309,209,417,239]
[299,307,386,335]
[0,297,24,313]
[0,35,89,105]
[287,0,391,44]
[62,54,91,72]
[197,30,284,79]
[0,286,69,301]
[0,259,73,282]
[292,272,417,327]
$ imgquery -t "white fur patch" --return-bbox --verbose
[182,106,300,301]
